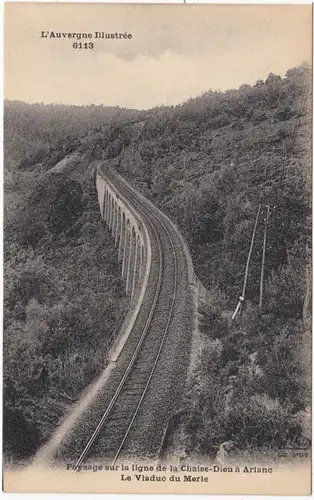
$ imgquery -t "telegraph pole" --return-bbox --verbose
[259,204,270,311]
[232,204,262,320]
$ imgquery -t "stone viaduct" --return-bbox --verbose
[96,170,152,360]
[96,167,211,362]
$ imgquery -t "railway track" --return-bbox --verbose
[73,168,180,465]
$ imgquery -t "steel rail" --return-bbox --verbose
[109,171,178,464]
[73,183,163,468]
[74,168,178,467]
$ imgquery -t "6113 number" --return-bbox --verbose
[73,42,94,49]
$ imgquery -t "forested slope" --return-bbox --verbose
[105,65,312,457]
[119,66,312,457]
[4,64,311,463]
[4,107,134,462]
[118,64,311,456]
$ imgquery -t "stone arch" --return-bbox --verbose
[127,225,137,296]
[102,188,107,221]
[115,206,122,246]
[112,199,117,238]
[119,211,126,261]
[104,187,108,222]
[107,190,110,224]
[111,195,115,230]
[109,194,114,230]
[122,219,131,280]
[139,243,145,281]
[107,191,112,227]
[131,232,141,302]
[103,188,107,221]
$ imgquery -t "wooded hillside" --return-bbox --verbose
[4,64,311,462]
[112,65,312,457]
[4,109,131,461]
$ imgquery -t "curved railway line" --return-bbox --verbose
[42,166,193,468]
[72,168,179,465]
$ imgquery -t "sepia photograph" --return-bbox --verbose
[3,2,312,494]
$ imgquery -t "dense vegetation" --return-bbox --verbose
[4,101,144,168]
[114,66,312,457]
[4,64,311,462]
[4,116,130,461]
[113,65,312,457]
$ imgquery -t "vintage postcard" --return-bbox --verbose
[3,2,312,495]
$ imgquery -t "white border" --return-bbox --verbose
[1,1,313,499]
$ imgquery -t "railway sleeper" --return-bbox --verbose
[109,416,129,422]
[126,382,149,390]
[134,354,157,363]
[133,363,156,371]
[127,375,150,383]
[123,389,144,396]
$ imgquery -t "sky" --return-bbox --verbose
[4,3,312,109]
